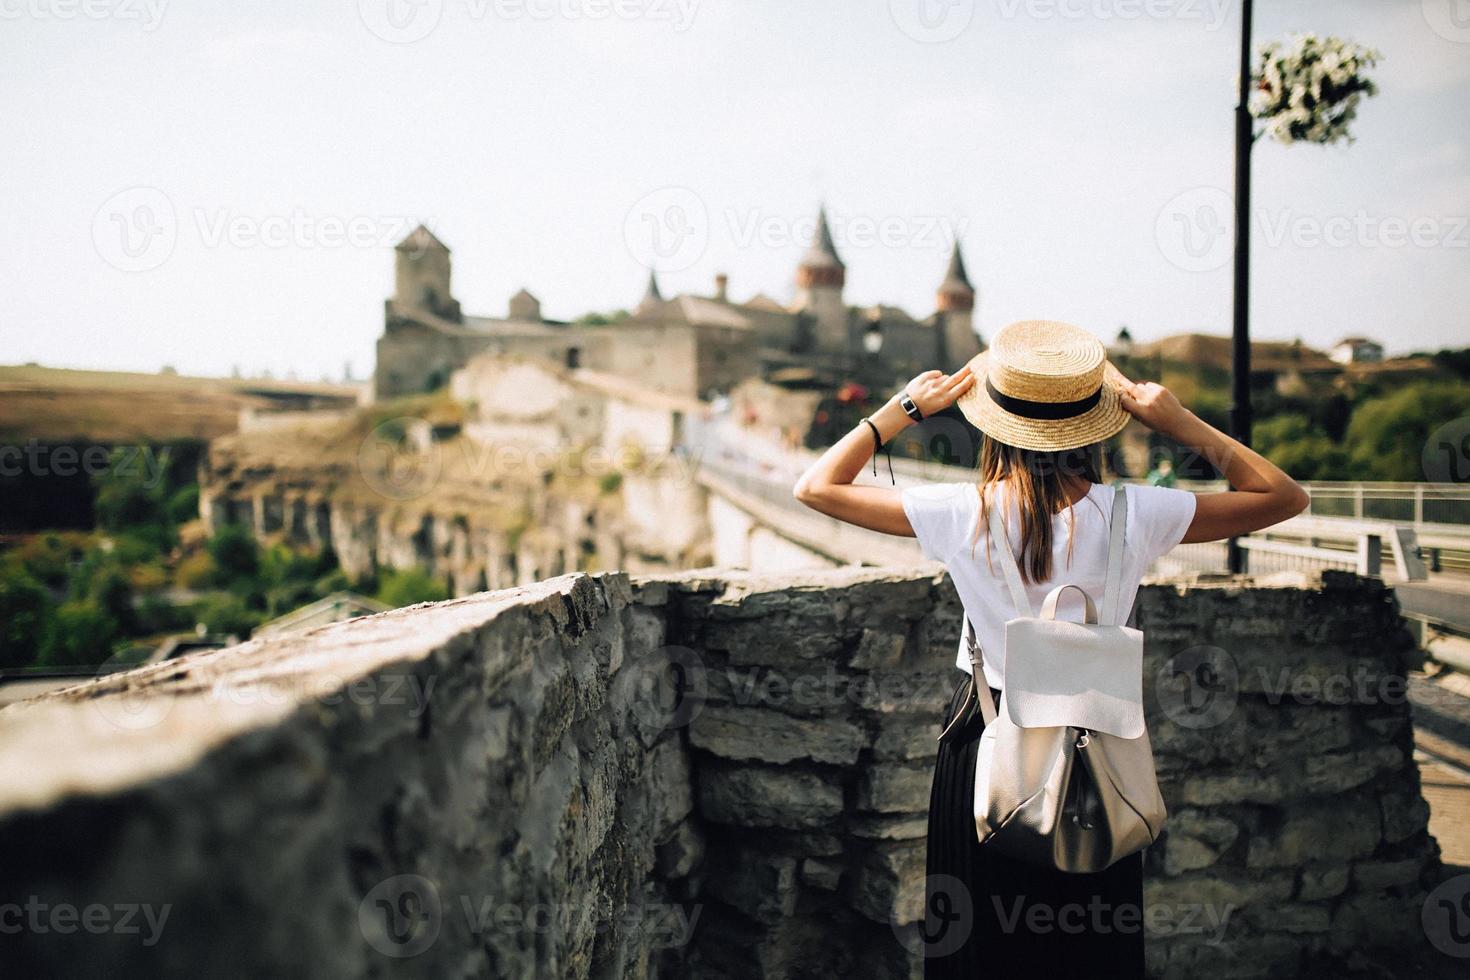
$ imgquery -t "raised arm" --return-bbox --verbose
[793,367,975,535]
[1119,381,1309,543]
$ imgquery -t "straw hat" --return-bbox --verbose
[955,320,1130,452]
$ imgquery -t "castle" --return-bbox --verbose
[373,208,984,402]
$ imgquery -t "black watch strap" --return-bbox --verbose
[900,393,925,422]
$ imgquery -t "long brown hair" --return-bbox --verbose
[971,437,1105,584]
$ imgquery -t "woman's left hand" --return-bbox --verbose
[903,366,975,418]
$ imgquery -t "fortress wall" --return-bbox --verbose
[0,569,1443,978]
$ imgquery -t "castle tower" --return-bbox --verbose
[393,225,461,322]
[792,207,848,354]
[508,288,541,322]
[636,271,664,316]
[935,240,981,365]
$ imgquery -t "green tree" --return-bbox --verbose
[191,593,262,638]
[208,525,261,583]
[0,570,53,670]
[1254,413,1349,481]
[375,568,450,609]
[1344,382,1470,481]
[40,599,117,667]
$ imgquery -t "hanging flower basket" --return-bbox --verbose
[1251,34,1381,145]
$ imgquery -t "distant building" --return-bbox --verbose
[1330,336,1384,365]
[372,210,984,403]
[1110,325,1134,358]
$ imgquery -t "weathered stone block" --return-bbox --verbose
[1161,811,1239,876]
[688,705,866,766]
[707,851,798,926]
[697,764,844,829]
[1246,801,1381,868]
[857,765,932,814]
[800,857,843,891]
[1297,863,1349,901]
[850,841,926,925]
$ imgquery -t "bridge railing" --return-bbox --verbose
[690,421,1469,576]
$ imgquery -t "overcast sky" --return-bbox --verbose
[2,0,1467,380]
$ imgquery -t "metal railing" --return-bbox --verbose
[691,423,1468,576]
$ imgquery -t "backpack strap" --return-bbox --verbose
[937,618,998,742]
[1101,485,1128,626]
[986,487,1034,618]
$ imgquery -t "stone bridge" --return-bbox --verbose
[0,567,1450,978]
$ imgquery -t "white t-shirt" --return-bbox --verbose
[901,481,1197,687]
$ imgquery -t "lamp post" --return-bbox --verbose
[1227,0,1255,575]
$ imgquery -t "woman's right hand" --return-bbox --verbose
[1118,380,1191,436]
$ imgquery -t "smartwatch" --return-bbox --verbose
[899,393,925,423]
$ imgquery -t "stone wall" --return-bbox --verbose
[0,568,1445,978]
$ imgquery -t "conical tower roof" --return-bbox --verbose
[800,207,844,271]
[636,271,665,315]
[939,240,974,294]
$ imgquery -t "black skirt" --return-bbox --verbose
[922,675,1146,978]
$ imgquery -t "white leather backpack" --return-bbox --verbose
[954,485,1167,873]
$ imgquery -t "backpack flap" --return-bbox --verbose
[1000,617,1146,738]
